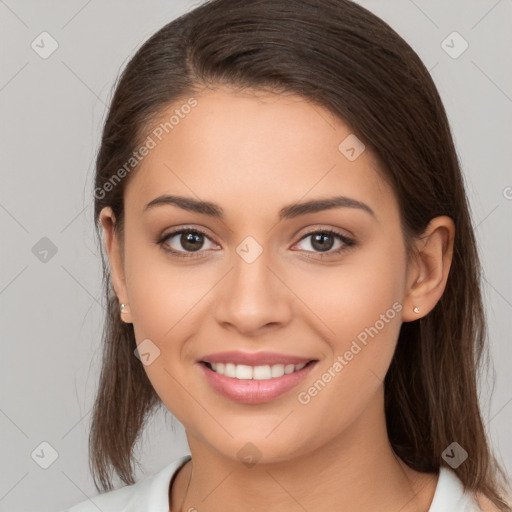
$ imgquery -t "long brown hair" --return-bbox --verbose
[90,0,511,508]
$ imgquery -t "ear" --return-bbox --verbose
[402,216,455,322]
[99,206,132,323]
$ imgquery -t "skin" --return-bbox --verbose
[100,87,456,512]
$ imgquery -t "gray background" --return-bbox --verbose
[0,1,510,511]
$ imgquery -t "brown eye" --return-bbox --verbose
[310,232,336,252]
[178,231,204,252]
[159,228,217,258]
[293,229,355,258]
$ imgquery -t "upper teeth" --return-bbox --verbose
[210,362,307,380]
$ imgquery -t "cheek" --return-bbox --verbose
[292,261,404,442]
[299,232,406,398]
[124,233,209,341]
[122,236,221,415]
[300,231,406,343]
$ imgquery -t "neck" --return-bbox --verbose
[169,387,439,512]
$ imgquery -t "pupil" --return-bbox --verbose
[312,233,333,252]
[182,232,203,251]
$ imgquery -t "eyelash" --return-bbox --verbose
[157,226,356,260]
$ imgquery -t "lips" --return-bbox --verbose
[196,350,318,404]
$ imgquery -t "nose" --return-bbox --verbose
[213,243,293,336]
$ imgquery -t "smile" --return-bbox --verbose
[198,360,318,404]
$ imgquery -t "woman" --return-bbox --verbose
[65,0,511,510]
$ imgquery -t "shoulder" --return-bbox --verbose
[431,466,509,512]
[62,482,138,512]
[61,455,192,512]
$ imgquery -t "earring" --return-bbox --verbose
[413,306,420,314]
[119,303,132,324]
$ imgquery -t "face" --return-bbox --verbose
[102,87,414,464]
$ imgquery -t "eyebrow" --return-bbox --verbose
[143,194,375,220]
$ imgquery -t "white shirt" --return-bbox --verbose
[63,455,483,511]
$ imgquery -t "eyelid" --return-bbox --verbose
[295,225,353,241]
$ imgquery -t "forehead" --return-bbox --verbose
[124,88,396,224]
